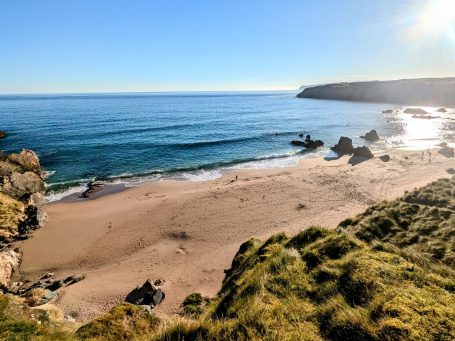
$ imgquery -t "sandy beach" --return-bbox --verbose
[16,149,455,321]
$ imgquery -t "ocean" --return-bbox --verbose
[1,91,452,201]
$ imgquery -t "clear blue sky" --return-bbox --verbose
[1,0,455,93]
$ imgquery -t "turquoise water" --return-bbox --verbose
[1,91,452,200]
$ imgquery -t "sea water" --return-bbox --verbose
[1,91,452,200]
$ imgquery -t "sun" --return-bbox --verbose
[419,0,455,36]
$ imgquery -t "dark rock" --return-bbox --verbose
[46,280,64,291]
[40,272,54,280]
[382,109,393,114]
[298,133,304,138]
[379,155,390,162]
[404,108,428,115]
[291,140,305,146]
[447,168,455,175]
[331,137,354,156]
[412,114,436,119]
[437,108,447,113]
[63,275,85,286]
[353,146,374,159]
[360,130,380,142]
[81,181,104,198]
[291,139,323,149]
[439,146,454,158]
[0,131,6,139]
[125,279,165,308]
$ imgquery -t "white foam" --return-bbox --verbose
[45,184,87,202]
[179,169,222,181]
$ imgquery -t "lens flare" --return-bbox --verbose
[419,0,455,36]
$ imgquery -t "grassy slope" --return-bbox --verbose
[339,177,455,268]
[2,177,455,340]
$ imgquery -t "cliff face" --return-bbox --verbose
[297,78,455,106]
[0,150,46,288]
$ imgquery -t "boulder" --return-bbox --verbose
[447,168,455,175]
[0,249,22,288]
[25,288,56,306]
[1,171,45,200]
[331,137,354,156]
[439,142,448,147]
[125,279,165,308]
[290,140,305,146]
[439,146,454,158]
[382,109,393,114]
[0,161,19,178]
[0,131,6,139]
[437,108,447,113]
[360,130,380,142]
[7,150,42,174]
[353,146,374,159]
[404,108,428,115]
[298,133,304,138]
[379,155,390,162]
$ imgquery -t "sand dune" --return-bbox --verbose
[16,149,455,321]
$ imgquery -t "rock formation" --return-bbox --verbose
[297,77,455,107]
[352,146,374,159]
[360,129,380,142]
[125,279,165,310]
[330,137,354,156]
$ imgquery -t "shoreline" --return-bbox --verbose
[17,148,455,321]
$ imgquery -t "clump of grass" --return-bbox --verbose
[76,303,160,341]
[181,293,210,317]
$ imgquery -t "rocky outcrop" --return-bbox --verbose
[360,129,380,142]
[330,137,354,156]
[125,279,165,310]
[0,149,47,293]
[81,181,104,198]
[352,146,374,159]
[437,108,447,113]
[297,77,455,107]
[0,249,21,288]
[404,108,428,115]
[0,149,46,244]
[291,135,324,149]
[0,131,6,139]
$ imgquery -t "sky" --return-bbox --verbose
[1,0,455,93]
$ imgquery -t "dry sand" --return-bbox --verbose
[16,149,455,321]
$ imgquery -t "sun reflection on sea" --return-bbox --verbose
[385,106,453,150]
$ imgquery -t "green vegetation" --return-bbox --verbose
[2,177,455,340]
[0,193,24,240]
[151,228,455,341]
[0,294,77,341]
[339,177,455,267]
[76,303,160,341]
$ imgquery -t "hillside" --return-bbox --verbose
[1,177,455,340]
[296,78,455,106]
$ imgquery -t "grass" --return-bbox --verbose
[0,193,24,240]
[339,177,455,268]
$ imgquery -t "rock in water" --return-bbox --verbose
[403,108,428,115]
[125,279,165,308]
[439,146,455,158]
[0,131,6,139]
[360,130,380,142]
[437,108,447,113]
[290,140,305,146]
[331,137,354,156]
[382,109,393,114]
[81,181,104,198]
[353,146,374,159]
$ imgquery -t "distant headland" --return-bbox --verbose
[297,77,455,106]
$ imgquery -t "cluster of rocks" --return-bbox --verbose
[330,136,379,161]
[81,181,104,198]
[291,134,324,149]
[10,273,85,307]
[0,150,47,295]
[125,279,165,311]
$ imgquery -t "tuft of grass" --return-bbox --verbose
[76,303,160,341]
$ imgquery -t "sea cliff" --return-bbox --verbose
[297,77,455,106]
